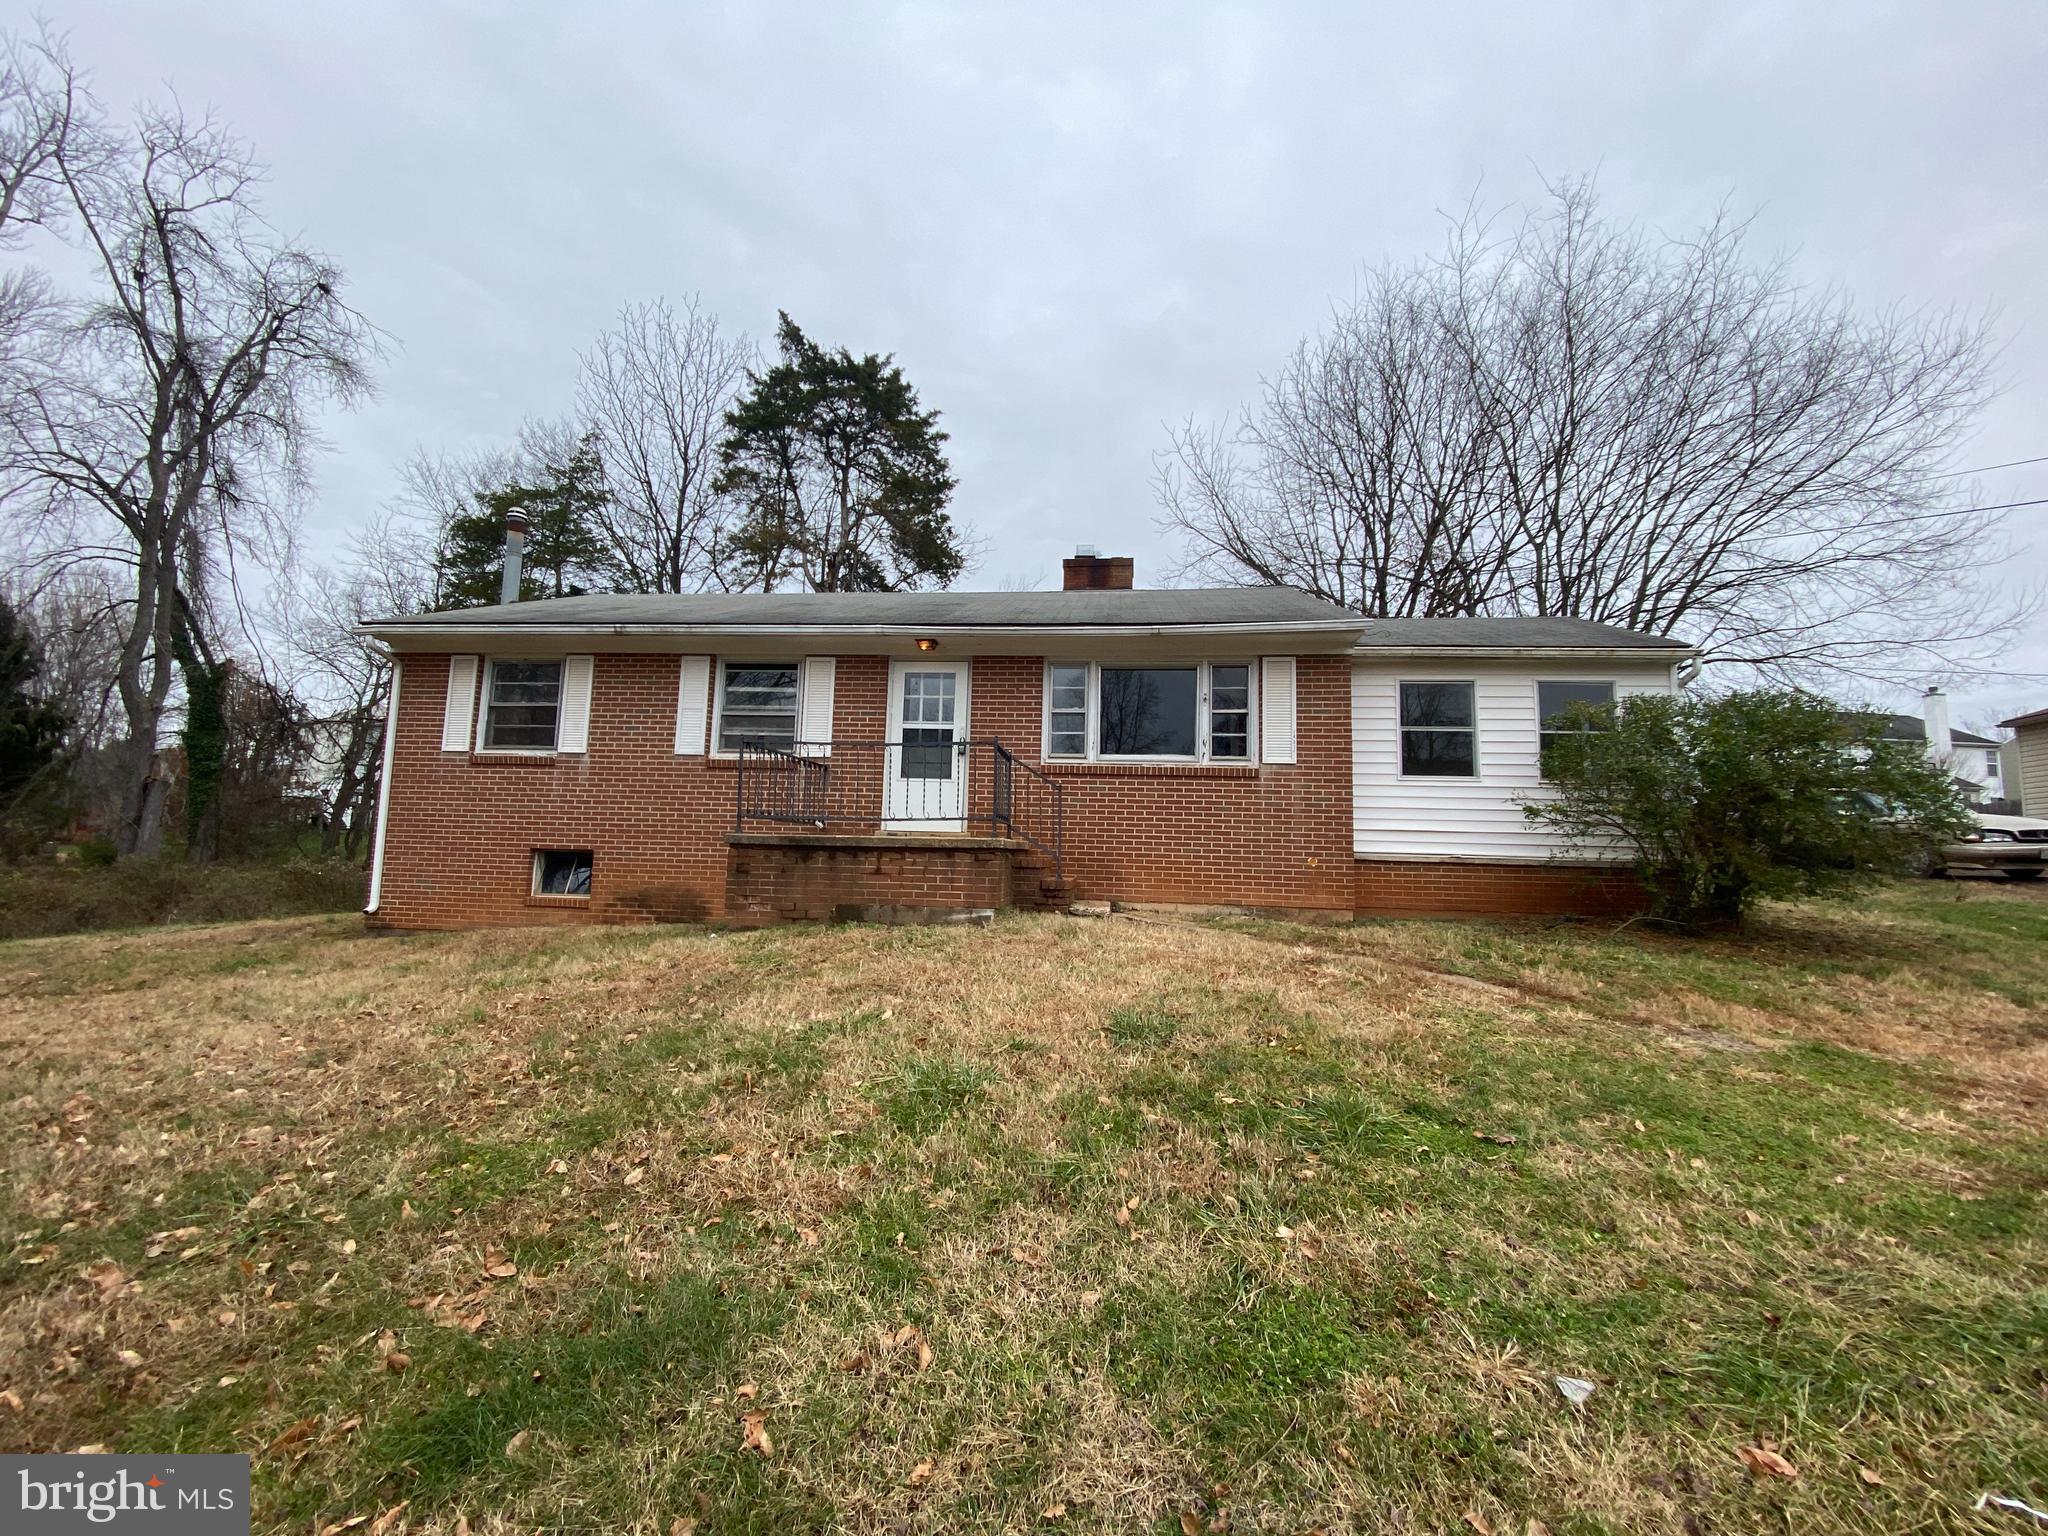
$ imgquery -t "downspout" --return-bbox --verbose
[1675,656,1702,687]
[364,658,402,915]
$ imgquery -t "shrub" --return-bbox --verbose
[1525,689,1972,931]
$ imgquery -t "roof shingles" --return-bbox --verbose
[361,588,1692,652]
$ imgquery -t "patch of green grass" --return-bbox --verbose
[1104,1003,1181,1048]
[868,1055,996,1138]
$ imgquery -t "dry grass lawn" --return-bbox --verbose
[0,880,2043,1534]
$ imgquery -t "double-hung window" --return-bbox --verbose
[1537,681,1616,778]
[1047,664,1089,757]
[1398,681,1476,776]
[1045,662,1253,762]
[482,660,564,751]
[1209,664,1251,760]
[716,662,800,752]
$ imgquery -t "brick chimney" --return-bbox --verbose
[1062,546,1134,591]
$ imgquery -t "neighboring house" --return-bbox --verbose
[1998,705,2048,815]
[359,548,1695,929]
[1878,689,2006,804]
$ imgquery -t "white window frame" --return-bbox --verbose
[1534,678,1617,782]
[1039,660,1257,764]
[709,658,805,758]
[530,848,593,898]
[1396,679,1480,781]
[476,656,566,755]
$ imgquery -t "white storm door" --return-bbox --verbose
[885,661,968,830]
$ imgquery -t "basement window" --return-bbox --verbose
[532,849,593,897]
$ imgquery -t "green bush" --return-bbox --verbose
[1526,689,1972,931]
[0,857,367,940]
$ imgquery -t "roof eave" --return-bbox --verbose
[357,618,1367,643]
[1350,644,1696,660]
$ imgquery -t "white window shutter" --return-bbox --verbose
[674,655,710,755]
[799,656,836,755]
[441,655,478,752]
[557,655,594,753]
[1260,656,1297,764]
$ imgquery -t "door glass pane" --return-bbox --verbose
[900,726,954,780]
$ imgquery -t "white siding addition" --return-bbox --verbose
[1353,658,1679,860]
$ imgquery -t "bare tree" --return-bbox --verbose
[576,296,752,592]
[5,98,377,856]
[0,23,114,423]
[1160,179,2021,686]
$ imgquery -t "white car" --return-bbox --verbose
[1940,812,2048,880]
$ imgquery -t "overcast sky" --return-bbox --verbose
[64,1,2048,725]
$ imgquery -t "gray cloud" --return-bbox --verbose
[70,0,2048,722]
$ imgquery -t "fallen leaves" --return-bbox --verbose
[1858,1466,1885,1486]
[1738,1441,1799,1480]
[267,1416,319,1457]
[739,1410,773,1458]
[481,1251,517,1280]
[908,1457,934,1487]
[893,1324,935,1371]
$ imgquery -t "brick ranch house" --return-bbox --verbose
[359,552,1695,928]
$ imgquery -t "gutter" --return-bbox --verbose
[1350,645,1697,660]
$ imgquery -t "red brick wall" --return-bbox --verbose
[968,654,1355,914]
[372,649,1359,928]
[1353,858,1647,918]
[371,652,739,929]
[725,838,1013,925]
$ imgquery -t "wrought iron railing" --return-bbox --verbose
[735,738,1063,879]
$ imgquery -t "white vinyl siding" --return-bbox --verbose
[440,655,479,752]
[2013,723,2048,816]
[674,656,711,755]
[1353,659,1678,859]
[556,655,594,753]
